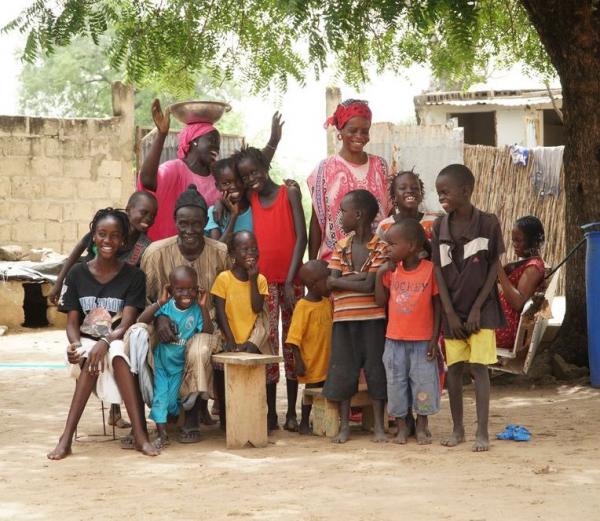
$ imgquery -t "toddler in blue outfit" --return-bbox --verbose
[138,265,213,448]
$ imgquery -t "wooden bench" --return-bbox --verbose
[303,384,389,437]
[212,352,282,449]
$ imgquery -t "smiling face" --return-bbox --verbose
[237,156,268,193]
[340,116,370,155]
[231,231,259,271]
[175,206,207,251]
[93,216,125,260]
[393,172,423,211]
[127,195,157,234]
[169,269,199,310]
[215,165,245,204]
[186,130,221,171]
[435,174,470,213]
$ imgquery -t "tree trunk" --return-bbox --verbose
[520,0,600,364]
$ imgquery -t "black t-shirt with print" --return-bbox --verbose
[58,262,146,338]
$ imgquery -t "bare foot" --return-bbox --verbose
[152,434,169,450]
[331,425,350,444]
[108,405,131,429]
[472,433,490,452]
[441,427,465,447]
[47,437,72,460]
[392,429,408,444]
[371,429,388,443]
[298,422,312,435]
[138,441,160,456]
[416,429,432,445]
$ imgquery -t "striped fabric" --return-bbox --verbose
[328,234,387,322]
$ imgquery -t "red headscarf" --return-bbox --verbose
[177,122,217,160]
[324,99,372,130]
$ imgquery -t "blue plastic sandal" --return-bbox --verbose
[496,424,517,440]
[512,426,531,442]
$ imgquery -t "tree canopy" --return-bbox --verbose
[4,0,555,92]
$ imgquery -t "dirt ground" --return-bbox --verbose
[1,328,600,521]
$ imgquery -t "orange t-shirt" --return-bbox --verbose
[382,259,438,341]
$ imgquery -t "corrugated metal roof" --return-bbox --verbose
[414,89,562,108]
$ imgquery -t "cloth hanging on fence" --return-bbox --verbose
[531,146,563,196]
[510,144,529,166]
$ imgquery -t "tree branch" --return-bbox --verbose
[544,79,563,123]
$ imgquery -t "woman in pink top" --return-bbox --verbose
[307,99,392,261]
[139,99,283,241]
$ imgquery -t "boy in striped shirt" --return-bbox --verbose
[323,189,388,444]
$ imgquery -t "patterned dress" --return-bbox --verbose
[307,154,391,261]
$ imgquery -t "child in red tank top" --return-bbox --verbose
[233,145,307,432]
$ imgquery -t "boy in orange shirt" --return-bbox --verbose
[285,260,332,435]
[375,219,442,445]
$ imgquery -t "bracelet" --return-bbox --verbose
[99,337,111,348]
[69,341,82,348]
[265,143,276,150]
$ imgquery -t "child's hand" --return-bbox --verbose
[223,192,240,216]
[155,315,178,343]
[465,306,481,334]
[294,358,306,377]
[48,282,62,305]
[246,258,259,279]
[66,342,82,364]
[213,198,226,225]
[426,340,438,361]
[448,312,468,339]
[151,98,170,135]
[158,285,170,306]
[197,289,209,308]
[239,341,260,354]
[283,281,296,308]
[270,111,284,144]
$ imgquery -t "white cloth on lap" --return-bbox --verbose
[68,337,130,404]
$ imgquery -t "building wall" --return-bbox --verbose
[418,104,547,147]
[0,82,135,254]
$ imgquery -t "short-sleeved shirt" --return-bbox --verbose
[328,233,387,322]
[210,270,269,344]
[204,205,253,236]
[382,259,438,341]
[431,208,506,338]
[154,299,204,373]
[141,236,230,308]
[58,262,146,338]
[138,159,221,241]
[285,297,333,384]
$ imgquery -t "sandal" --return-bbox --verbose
[178,429,202,444]
[120,434,135,450]
[513,426,532,442]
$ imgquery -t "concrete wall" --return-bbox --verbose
[0,82,135,254]
[366,123,464,212]
[418,104,547,147]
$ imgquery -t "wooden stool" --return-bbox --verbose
[212,352,282,449]
[303,384,389,437]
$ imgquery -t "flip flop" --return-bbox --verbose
[178,429,202,444]
[513,426,532,442]
[120,434,135,450]
[496,424,517,440]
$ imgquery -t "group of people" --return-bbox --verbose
[46,98,547,460]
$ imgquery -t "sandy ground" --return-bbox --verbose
[1,328,600,521]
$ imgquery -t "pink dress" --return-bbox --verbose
[307,154,391,261]
[138,159,221,241]
[495,257,546,350]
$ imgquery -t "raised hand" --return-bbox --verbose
[158,285,171,306]
[270,111,284,145]
[197,289,209,307]
[151,98,171,135]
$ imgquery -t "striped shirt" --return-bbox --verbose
[328,234,387,322]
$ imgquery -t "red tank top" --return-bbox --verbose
[251,186,297,283]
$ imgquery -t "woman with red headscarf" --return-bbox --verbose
[307,99,391,260]
[139,99,283,241]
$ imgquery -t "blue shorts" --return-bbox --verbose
[382,339,440,418]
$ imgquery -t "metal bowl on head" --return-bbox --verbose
[169,100,232,125]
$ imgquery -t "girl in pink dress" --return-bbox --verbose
[496,216,546,350]
[307,99,392,261]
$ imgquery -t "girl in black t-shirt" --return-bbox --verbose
[48,208,159,460]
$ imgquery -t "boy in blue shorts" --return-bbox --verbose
[375,219,441,445]
[432,164,506,452]
[138,265,213,448]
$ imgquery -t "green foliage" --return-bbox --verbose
[4,0,555,93]
[17,34,245,132]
